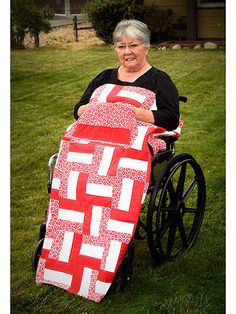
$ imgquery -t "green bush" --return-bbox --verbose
[83,0,134,44]
[83,0,176,44]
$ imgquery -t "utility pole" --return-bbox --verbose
[65,0,70,16]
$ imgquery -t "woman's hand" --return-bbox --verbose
[77,104,89,117]
[132,106,155,124]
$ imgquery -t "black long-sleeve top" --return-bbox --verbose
[74,67,179,131]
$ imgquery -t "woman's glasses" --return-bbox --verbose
[116,43,144,51]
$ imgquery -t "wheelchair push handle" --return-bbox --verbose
[179,96,188,103]
[47,153,58,193]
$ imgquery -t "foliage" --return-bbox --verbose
[11,45,225,313]
[173,16,187,30]
[83,0,134,44]
[135,5,175,42]
[11,0,54,48]
[27,5,54,47]
[83,0,176,44]
[11,0,34,48]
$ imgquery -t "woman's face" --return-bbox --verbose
[115,36,149,72]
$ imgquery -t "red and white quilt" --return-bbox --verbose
[36,84,179,302]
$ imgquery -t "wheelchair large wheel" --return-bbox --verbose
[147,153,206,263]
[32,238,44,272]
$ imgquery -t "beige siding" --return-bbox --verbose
[144,0,225,39]
[197,9,225,39]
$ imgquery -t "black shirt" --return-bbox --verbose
[74,67,179,130]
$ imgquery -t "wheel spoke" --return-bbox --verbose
[185,207,203,213]
[159,214,176,237]
[182,177,198,202]
[166,220,178,256]
[176,162,187,199]
[159,191,167,227]
[161,206,176,213]
[167,180,177,203]
[178,217,188,248]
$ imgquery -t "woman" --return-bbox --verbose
[36,20,181,302]
[74,19,179,131]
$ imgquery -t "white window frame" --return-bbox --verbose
[198,0,225,8]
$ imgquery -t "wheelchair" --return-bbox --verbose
[32,96,206,293]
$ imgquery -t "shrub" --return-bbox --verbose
[83,0,134,44]
[83,0,176,44]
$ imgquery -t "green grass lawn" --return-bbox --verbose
[11,45,225,313]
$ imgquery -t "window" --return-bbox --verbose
[198,0,225,7]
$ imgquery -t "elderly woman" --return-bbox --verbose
[36,20,181,303]
[74,19,179,131]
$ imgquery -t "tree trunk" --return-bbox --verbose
[34,33,40,47]
[16,34,25,49]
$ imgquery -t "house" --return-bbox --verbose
[35,0,225,41]
[143,0,225,41]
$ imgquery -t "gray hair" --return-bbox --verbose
[113,19,150,48]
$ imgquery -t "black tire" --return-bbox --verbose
[147,153,206,263]
[39,223,46,240]
[32,238,44,272]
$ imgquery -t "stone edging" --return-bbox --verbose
[155,41,224,50]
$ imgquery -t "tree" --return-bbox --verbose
[11,0,33,48]
[28,5,54,47]
[11,0,54,48]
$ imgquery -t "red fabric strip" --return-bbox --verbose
[74,124,131,145]
[107,85,142,108]
[69,142,95,153]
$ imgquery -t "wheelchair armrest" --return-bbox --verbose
[151,149,173,166]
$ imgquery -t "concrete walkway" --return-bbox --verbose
[50,14,91,29]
